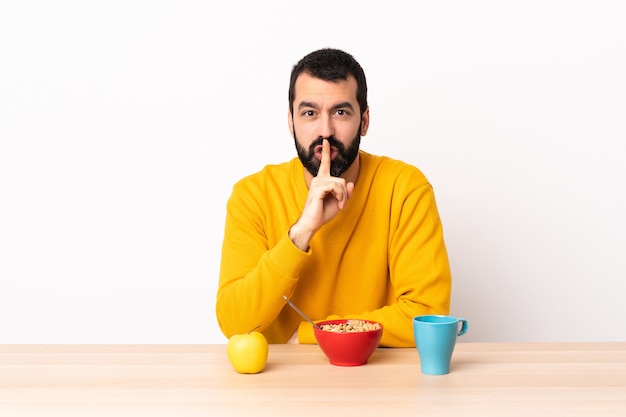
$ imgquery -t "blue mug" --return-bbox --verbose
[413,315,468,375]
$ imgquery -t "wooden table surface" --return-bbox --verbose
[1,342,625,416]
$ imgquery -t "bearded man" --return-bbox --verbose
[216,48,451,347]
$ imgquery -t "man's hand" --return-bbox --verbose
[288,139,354,250]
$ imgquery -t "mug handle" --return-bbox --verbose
[457,319,468,336]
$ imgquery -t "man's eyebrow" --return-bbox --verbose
[332,102,355,111]
[297,101,355,111]
[298,101,319,110]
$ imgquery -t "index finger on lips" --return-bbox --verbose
[318,139,331,177]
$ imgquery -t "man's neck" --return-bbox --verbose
[304,154,361,188]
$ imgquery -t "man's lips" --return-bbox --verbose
[314,145,338,160]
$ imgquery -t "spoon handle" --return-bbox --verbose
[282,295,322,330]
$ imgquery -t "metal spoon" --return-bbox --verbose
[282,295,322,330]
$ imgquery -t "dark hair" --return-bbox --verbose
[288,48,368,117]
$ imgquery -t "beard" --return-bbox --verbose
[294,127,361,177]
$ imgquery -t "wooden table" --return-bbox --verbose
[1,343,625,416]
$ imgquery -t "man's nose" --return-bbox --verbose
[318,114,334,139]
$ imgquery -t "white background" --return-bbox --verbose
[1,1,625,344]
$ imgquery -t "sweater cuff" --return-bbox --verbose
[267,233,311,278]
[297,321,317,344]
[298,313,344,344]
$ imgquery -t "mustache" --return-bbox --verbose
[308,136,345,153]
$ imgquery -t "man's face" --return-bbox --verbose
[289,72,369,177]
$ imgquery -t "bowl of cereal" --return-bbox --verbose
[313,319,383,366]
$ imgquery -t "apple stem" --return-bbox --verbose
[248,325,261,334]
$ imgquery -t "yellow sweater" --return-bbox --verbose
[216,151,451,347]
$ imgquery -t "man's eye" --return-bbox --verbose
[336,109,349,116]
[302,110,315,117]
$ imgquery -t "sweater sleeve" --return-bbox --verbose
[215,180,310,339]
[379,181,452,346]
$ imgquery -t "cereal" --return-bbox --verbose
[319,320,381,333]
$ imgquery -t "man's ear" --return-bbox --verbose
[287,110,294,137]
[360,107,370,136]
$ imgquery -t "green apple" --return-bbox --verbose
[227,329,268,374]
